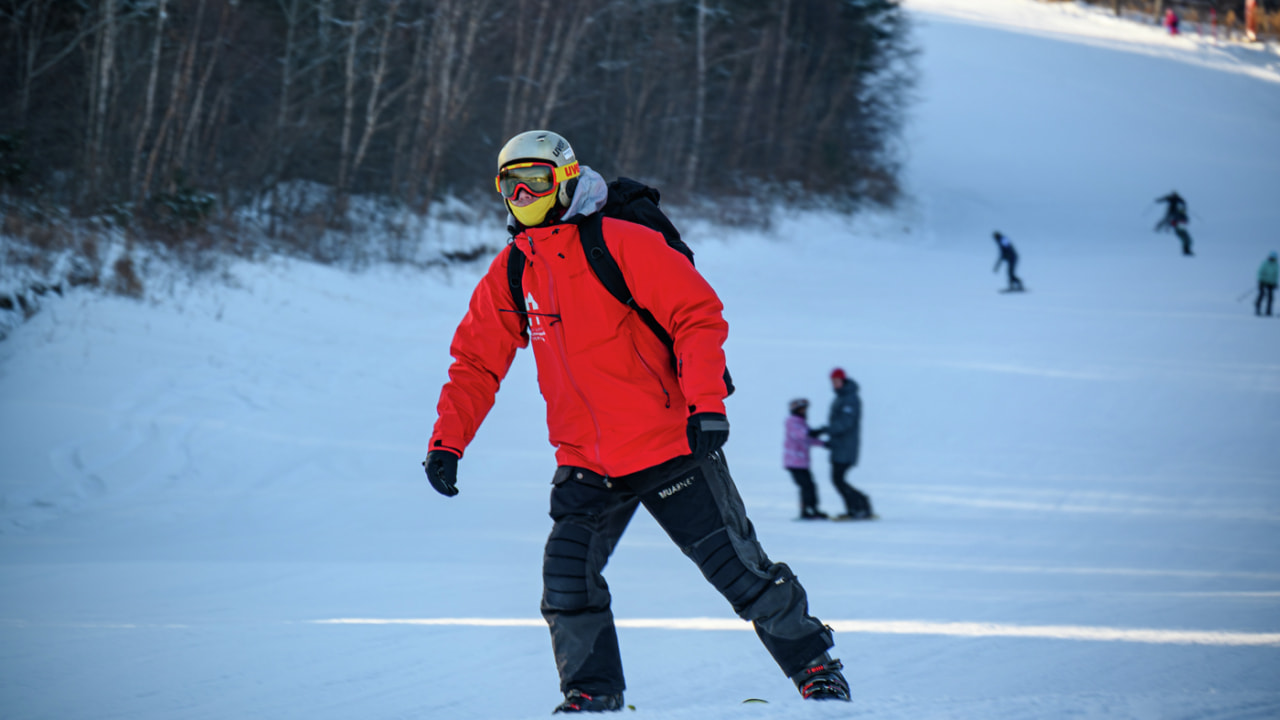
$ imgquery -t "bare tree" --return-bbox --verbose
[335,0,368,205]
[389,6,429,195]
[533,0,595,127]
[498,0,594,137]
[407,0,492,210]
[142,0,208,200]
[130,0,166,201]
[500,0,549,141]
[175,0,233,186]
[604,2,673,173]
[6,0,58,124]
[683,0,707,193]
[83,0,117,202]
[350,0,406,180]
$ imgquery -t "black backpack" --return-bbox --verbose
[505,177,734,397]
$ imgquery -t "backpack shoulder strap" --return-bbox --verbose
[581,184,736,397]
[578,211,632,307]
[506,243,528,340]
[579,211,675,350]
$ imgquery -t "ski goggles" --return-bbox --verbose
[495,160,580,199]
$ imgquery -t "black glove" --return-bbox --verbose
[423,450,460,497]
[808,427,827,438]
[686,412,730,458]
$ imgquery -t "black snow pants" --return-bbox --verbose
[787,468,821,516]
[831,462,873,518]
[1257,282,1276,316]
[1175,225,1194,255]
[1005,257,1023,291]
[541,451,834,695]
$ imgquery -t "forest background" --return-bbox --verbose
[0,0,911,292]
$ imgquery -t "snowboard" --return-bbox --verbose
[794,513,879,522]
[998,287,1028,293]
[831,513,879,522]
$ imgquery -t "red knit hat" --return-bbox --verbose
[830,367,846,381]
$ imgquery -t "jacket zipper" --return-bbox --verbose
[633,343,671,409]
[526,232,605,467]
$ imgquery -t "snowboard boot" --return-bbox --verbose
[553,689,624,713]
[791,654,851,701]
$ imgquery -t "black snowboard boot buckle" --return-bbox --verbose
[553,689,625,713]
[791,653,851,701]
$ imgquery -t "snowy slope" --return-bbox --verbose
[2,1,1279,719]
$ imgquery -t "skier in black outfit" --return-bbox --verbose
[1155,191,1194,256]
[992,231,1024,292]
[819,368,874,520]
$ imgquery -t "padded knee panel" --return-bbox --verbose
[543,521,595,612]
[692,529,770,614]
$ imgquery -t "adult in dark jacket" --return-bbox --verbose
[423,130,848,712]
[822,368,874,520]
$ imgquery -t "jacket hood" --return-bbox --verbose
[506,165,608,235]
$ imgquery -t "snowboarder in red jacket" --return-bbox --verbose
[423,130,849,712]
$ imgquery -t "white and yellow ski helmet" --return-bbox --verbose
[495,130,580,227]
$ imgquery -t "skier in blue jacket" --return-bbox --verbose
[1257,252,1278,317]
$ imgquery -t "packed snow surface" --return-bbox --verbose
[2,1,1278,718]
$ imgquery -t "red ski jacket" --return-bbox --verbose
[429,217,729,477]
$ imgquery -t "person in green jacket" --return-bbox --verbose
[1257,252,1278,317]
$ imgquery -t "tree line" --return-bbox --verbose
[0,0,913,237]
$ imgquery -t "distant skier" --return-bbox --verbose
[1257,252,1278,317]
[1164,7,1180,34]
[1155,191,1193,256]
[784,398,828,520]
[992,231,1024,292]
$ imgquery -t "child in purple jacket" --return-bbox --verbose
[785,398,827,519]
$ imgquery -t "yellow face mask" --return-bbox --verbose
[507,192,559,227]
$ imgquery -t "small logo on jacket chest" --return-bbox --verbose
[526,292,546,342]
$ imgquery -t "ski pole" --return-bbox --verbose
[1236,286,1256,303]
